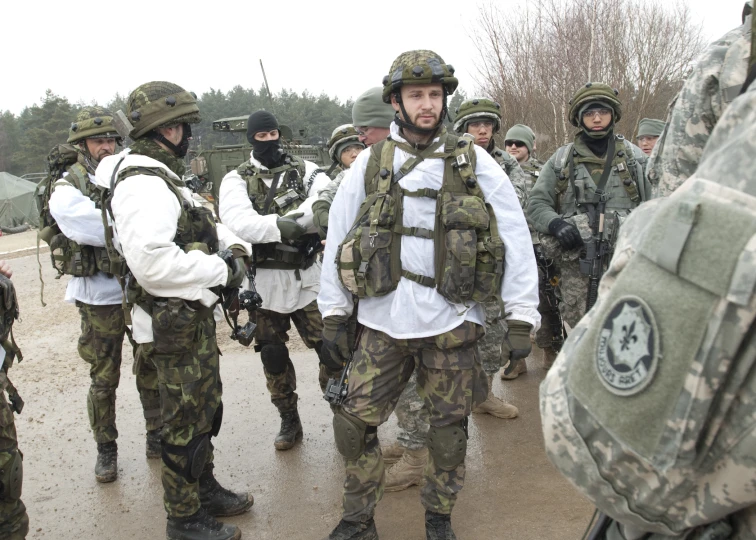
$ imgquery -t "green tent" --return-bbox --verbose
[0,172,40,228]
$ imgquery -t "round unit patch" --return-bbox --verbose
[596,295,660,396]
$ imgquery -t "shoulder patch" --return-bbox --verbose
[596,295,660,396]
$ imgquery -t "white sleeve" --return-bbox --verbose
[318,162,365,318]
[474,148,541,329]
[48,181,107,247]
[112,174,228,307]
[218,171,281,244]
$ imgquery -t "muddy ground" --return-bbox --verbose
[2,235,593,540]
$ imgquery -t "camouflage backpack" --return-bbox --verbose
[541,176,756,538]
[336,131,505,304]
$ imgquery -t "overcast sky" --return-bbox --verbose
[1,0,748,115]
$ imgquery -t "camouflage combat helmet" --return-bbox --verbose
[381,50,458,103]
[327,124,365,164]
[67,106,121,144]
[568,82,622,127]
[126,81,201,139]
[452,97,502,134]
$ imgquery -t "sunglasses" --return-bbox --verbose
[504,140,526,148]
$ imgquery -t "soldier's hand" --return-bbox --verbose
[548,218,584,250]
[506,320,533,361]
[277,212,306,241]
[312,200,331,239]
[220,250,245,289]
[0,260,12,278]
[322,314,351,365]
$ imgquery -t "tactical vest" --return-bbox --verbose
[233,156,320,270]
[542,177,756,536]
[337,133,505,304]
[103,162,220,319]
[38,160,115,278]
[552,135,643,242]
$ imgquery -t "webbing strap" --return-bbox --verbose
[402,187,439,198]
[401,269,435,288]
[397,225,434,239]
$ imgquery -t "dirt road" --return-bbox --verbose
[4,246,593,540]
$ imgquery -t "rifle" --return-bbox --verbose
[579,190,611,312]
[534,245,565,352]
[323,323,364,406]
[219,251,263,347]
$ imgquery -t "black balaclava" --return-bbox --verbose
[246,110,284,168]
[150,123,192,158]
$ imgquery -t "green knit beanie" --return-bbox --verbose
[504,124,536,154]
[637,118,665,138]
[352,87,395,128]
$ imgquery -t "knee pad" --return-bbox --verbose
[427,419,468,471]
[210,401,223,438]
[162,433,210,483]
[0,449,22,501]
[260,344,289,374]
[333,410,369,460]
[315,341,342,371]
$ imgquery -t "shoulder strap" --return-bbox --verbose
[364,139,387,195]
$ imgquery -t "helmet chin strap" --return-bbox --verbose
[150,123,192,158]
[393,91,448,139]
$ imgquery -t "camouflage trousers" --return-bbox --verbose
[393,372,429,451]
[76,302,162,443]
[479,301,507,377]
[147,299,223,518]
[535,255,562,351]
[253,300,339,413]
[556,259,591,329]
[339,321,488,522]
[0,375,28,540]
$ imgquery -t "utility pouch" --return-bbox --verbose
[440,193,489,229]
[49,234,98,277]
[184,206,219,255]
[337,193,400,298]
[273,189,303,212]
[151,298,199,355]
[472,233,504,302]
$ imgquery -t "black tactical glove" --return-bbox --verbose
[276,212,306,242]
[219,250,244,289]
[311,200,331,239]
[321,314,351,365]
[505,320,533,361]
[548,218,584,250]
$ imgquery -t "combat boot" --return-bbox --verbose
[384,447,427,492]
[543,347,558,370]
[146,429,162,459]
[500,358,527,380]
[95,441,118,483]
[425,510,456,540]
[274,409,303,450]
[166,507,241,540]
[199,464,254,517]
[473,376,519,419]
[324,518,378,540]
[381,442,405,465]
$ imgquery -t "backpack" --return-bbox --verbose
[541,176,756,537]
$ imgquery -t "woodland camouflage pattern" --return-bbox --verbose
[340,322,487,522]
[540,81,756,539]
[77,302,161,443]
[252,300,339,411]
[0,369,27,540]
[646,15,751,198]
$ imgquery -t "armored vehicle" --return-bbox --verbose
[188,116,330,214]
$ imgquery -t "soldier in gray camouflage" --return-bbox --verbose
[646,3,751,198]
[541,63,756,540]
[528,83,650,330]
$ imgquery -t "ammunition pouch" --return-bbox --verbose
[0,448,22,501]
[427,419,469,471]
[162,433,210,483]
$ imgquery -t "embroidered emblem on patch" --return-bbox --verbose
[596,295,659,396]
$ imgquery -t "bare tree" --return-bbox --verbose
[469,0,704,157]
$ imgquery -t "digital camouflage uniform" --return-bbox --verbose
[528,84,650,328]
[77,302,161,442]
[0,277,27,540]
[647,10,751,198]
[341,322,488,522]
[541,77,756,539]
